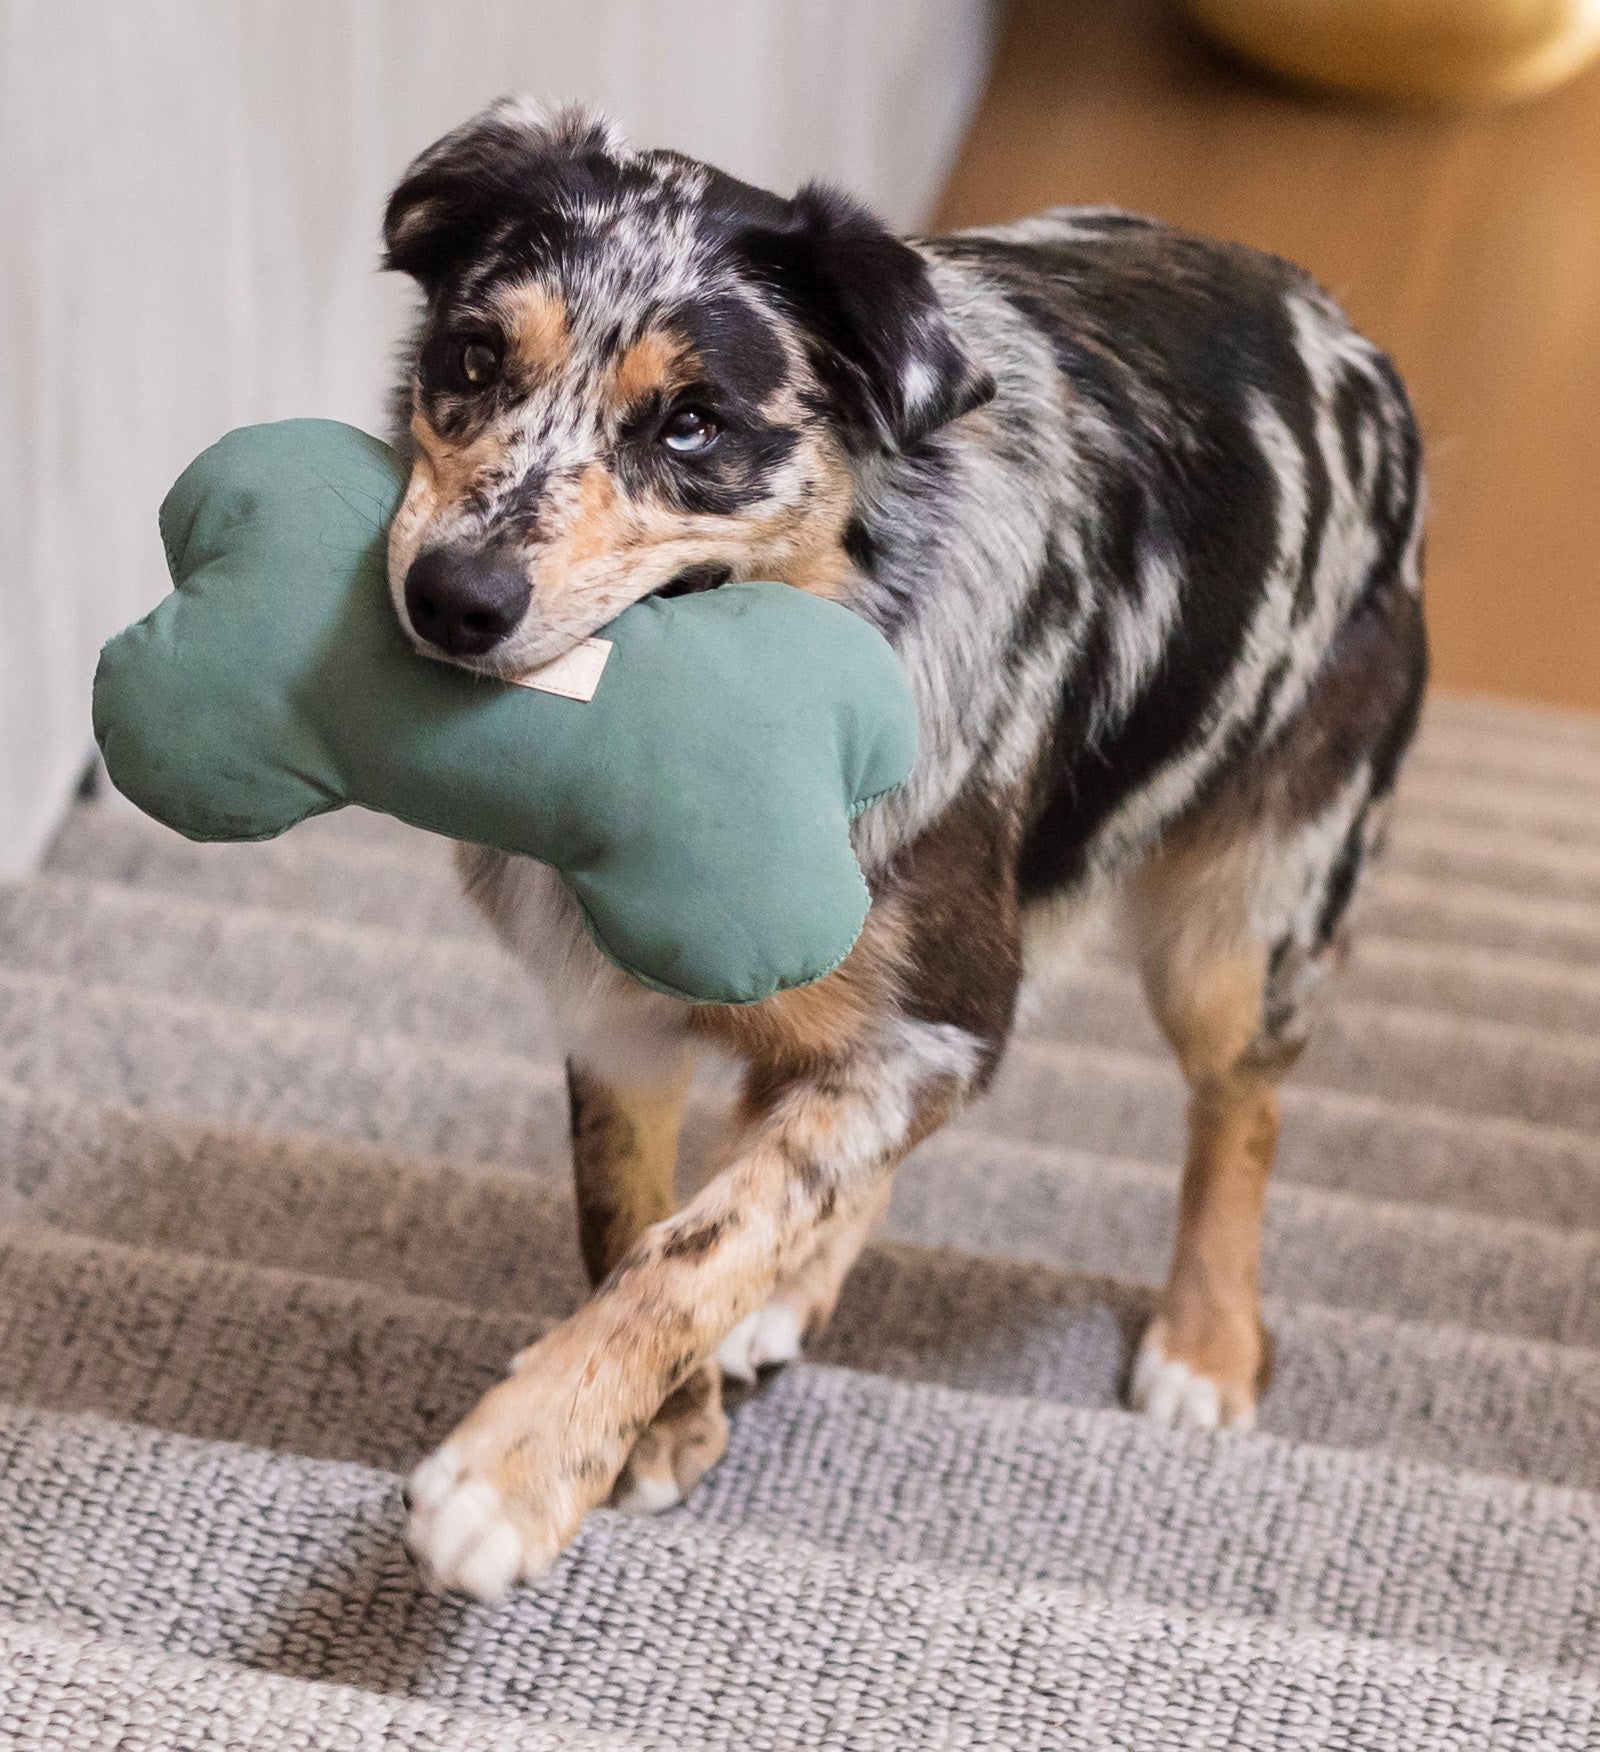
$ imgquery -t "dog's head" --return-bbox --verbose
[382,100,993,675]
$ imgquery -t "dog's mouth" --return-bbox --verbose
[422,563,736,679]
[653,564,733,600]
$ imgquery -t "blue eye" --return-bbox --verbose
[660,409,719,453]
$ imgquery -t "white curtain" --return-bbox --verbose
[0,0,995,873]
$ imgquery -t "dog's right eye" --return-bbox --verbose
[457,339,501,389]
[660,408,719,454]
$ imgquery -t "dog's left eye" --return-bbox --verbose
[660,409,719,454]
[458,340,501,389]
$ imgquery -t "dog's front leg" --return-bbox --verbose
[402,1027,970,1599]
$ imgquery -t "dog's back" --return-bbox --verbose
[857,207,1426,907]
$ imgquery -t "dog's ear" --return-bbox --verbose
[736,183,995,452]
[384,99,623,291]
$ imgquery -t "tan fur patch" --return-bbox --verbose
[691,900,910,1073]
[610,330,688,412]
[1141,991,1282,1414]
[1145,1085,1279,1407]
[497,281,572,378]
[611,1362,728,1507]
[779,542,853,601]
[388,412,509,584]
[1147,947,1268,1091]
[741,437,856,601]
[530,462,725,604]
[564,464,633,569]
[1127,800,1270,1083]
[409,411,505,501]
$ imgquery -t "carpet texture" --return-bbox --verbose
[2,691,1599,1747]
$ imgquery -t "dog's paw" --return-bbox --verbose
[716,1300,804,1384]
[1129,1321,1260,1432]
[611,1366,728,1515]
[402,1326,631,1599]
[402,1445,566,1601]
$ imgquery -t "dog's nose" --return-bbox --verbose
[404,547,532,657]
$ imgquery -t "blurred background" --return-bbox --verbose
[3,0,1597,878]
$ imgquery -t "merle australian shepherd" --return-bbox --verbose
[383,101,1427,1599]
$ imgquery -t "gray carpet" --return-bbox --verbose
[2,693,1599,1748]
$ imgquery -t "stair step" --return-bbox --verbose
[0,970,564,1168]
[978,1039,1600,1230]
[9,883,1600,1139]
[1387,815,1600,908]
[10,873,1600,1062]
[0,1224,544,1469]
[0,875,557,1060]
[1337,936,1600,1035]
[837,1245,1600,1490]
[900,1128,1600,1346]
[6,964,1600,1236]
[3,1422,1584,1752]
[1406,717,1600,797]
[1031,932,1600,1040]
[0,1087,587,1312]
[0,1617,633,1752]
[1022,971,1600,1132]
[1396,791,1600,853]
[1402,698,1600,824]
[42,802,487,938]
[46,797,1600,965]
[1,1209,1599,1492]
[1403,758,1600,818]
[6,1076,1600,1360]
[1421,691,1600,754]
[1362,870,1600,966]
[2,1393,1599,1744]
[714,1366,1600,1671]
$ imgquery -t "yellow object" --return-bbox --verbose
[1185,0,1600,103]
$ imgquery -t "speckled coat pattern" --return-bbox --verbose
[358,101,1432,1596]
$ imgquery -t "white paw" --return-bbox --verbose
[1129,1335,1255,1433]
[611,1470,683,1516]
[716,1301,804,1384]
[402,1445,546,1601]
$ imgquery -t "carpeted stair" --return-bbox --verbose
[2,692,1599,1748]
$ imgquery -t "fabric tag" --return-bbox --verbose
[511,637,613,702]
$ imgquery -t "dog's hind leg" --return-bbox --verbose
[565,1053,730,1514]
[1125,894,1293,1432]
[1124,769,1396,1430]
[1124,576,1424,1432]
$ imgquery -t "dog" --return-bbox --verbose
[382,100,1427,1599]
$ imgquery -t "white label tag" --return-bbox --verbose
[510,637,613,702]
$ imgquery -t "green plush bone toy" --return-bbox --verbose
[92,420,917,1004]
